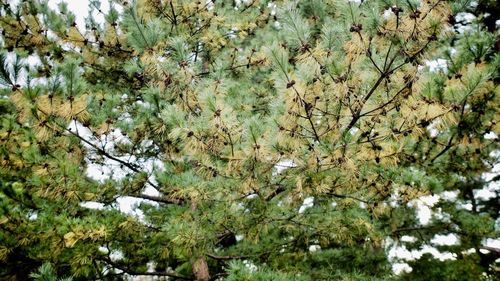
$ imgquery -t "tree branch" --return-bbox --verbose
[98,257,192,280]
[134,193,184,205]
[206,253,250,260]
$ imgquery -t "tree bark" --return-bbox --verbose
[192,257,210,281]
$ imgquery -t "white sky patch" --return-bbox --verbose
[118,112,134,124]
[388,244,414,260]
[26,54,42,68]
[431,233,459,246]
[454,12,476,34]
[440,190,459,201]
[28,211,38,221]
[425,59,448,73]
[245,193,258,199]
[143,184,160,197]
[484,132,498,140]
[462,248,476,255]
[475,159,499,201]
[273,159,297,175]
[383,9,392,19]
[80,201,106,210]
[457,202,473,211]
[491,151,500,158]
[146,261,156,273]
[267,2,277,16]
[47,0,116,31]
[109,250,123,261]
[308,244,321,252]
[228,27,238,39]
[99,247,124,262]
[401,235,417,243]
[234,0,253,9]
[420,245,457,261]
[473,187,496,200]
[280,245,287,253]
[116,196,147,220]
[388,189,399,207]
[387,238,458,265]
[206,0,215,11]
[298,196,314,214]
[392,263,412,275]
[433,207,451,223]
[455,12,476,24]
[48,0,89,30]
[409,194,440,225]
[483,238,500,249]
[136,100,152,109]
[44,30,59,42]
[418,194,440,206]
[484,162,500,179]
[426,120,440,138]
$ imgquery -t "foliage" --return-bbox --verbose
[0,0,498,280]
[30,263,73,281]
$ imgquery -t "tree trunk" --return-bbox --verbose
[192,257,210,281]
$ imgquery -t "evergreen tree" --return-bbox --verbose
[0,0,498,280]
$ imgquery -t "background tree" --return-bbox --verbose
[0,0,498,280]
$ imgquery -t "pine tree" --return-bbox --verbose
[0,0,498,280]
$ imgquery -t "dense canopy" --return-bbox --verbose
[0,0,499,280]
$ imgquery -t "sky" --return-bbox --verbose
[47,0,97,28]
